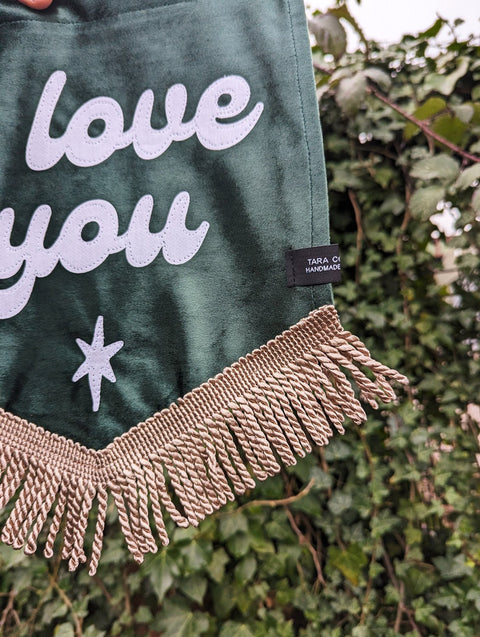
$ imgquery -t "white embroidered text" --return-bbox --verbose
[26,71,264,170]
[0,192,209,319]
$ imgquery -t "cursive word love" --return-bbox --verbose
[0,192,209,319]
[26,71,264,170]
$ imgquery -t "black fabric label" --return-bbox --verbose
[285,244,341,287]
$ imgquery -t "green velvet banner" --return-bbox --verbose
[0,0,408,575]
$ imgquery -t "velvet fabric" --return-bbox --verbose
[0,0,331,449]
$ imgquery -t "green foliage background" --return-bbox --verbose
[1,5,479,636]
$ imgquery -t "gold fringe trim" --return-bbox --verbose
[0,306,407,574]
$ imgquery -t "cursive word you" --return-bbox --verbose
[0,192,209,319]
[26,71,264,170]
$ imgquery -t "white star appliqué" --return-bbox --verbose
[72,316,124,412]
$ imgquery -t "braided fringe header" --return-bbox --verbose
[0,306,407,575]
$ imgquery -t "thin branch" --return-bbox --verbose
[363,144,399,161]
[381,540,422,635]
[27,554,63,637]
[123,568,132,617]
[317,448,332,497]
[313,62,480,165]
[313,61,334,75]
[394,581,405,633]
[0,589,17,631]
[285,507,326,588]
[348,189,364,284]
[227,478,316,514]
[93,575,113,604]
[360,539,378,625]
[381,540,399,590]
[50,576,84,637]
[368,84,480,165]
[396,174,414,357]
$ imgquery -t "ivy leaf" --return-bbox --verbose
[370,512,401,539]
[134,606,153,624]
[219,622,254,637]
[410,154,460,181]
[212,582,237,618]
[155,601,209,637]
[83,627,106,637]
[403,566,436,596]
[418,18,446,39]
[466,588,480,612]
[309,466,333,490]
[423,57,469,96]
[208,548,230,583]
[54,625,75,637]
[404,97,447,139]
[183,541,209,572]
[373,166,395,189]
[41,601,68,626]
[328,491,353,516]
[234,556,257,584]
[413,601,438,629]
[455,164,480,190]
[329,164,364,192]
[410,185,445,219]
[470,139,480,154]
[328,4,368,49]
[219,513,248,540]
[328,544,368,585]
[405,525,422,545]
[309,13,347,60]
[227,533,250,558]
[179,575,207,604]
[433,594,461,610]
[414,97,447,119]
[335,73,367,115]
[148,552,176,603]
[352,627,370,637]
[0,544,30,569]
[363,67,392,92]
[452,103,474,123]
[431,114,468,145]
[472,188,480,212]
[324,439,353,461]
[433,554,474,580]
